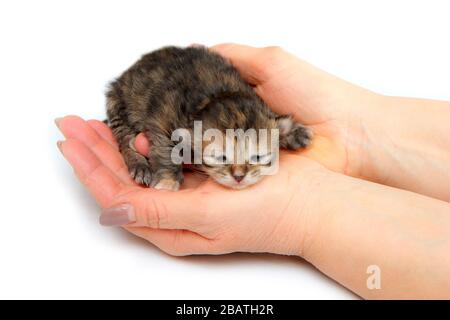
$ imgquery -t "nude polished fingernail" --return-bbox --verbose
[100,204,136,227]
[56,140,64,153]
[54,117,63,128]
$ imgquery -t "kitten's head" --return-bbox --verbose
[200,129,277,189]
[192,91,306,189]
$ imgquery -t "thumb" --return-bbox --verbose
[134,132,150,156]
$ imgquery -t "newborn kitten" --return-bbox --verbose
[106,46,312,190]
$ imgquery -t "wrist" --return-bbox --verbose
[346,93,406,183]
[296,168,450,298]
[271,161,337,258]
[354,94,450,200]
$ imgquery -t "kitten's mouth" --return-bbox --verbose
[215,178,253,190]
[229,183,248,190]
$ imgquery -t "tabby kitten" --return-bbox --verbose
[106,46,312,190]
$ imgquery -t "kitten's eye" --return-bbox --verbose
[250,153,272,164]
[203,154,228,166]
[250,155,261,163]
[216,155,227,163]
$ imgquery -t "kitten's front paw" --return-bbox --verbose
[130,163,152,186]
[153,179,180,191]
[284,125,313,150]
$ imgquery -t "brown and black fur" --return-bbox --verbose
[106,46,312,189]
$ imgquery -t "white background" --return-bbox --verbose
[0,0,449,299]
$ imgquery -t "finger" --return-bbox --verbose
[58,139,125,208]
[87,119,118,150]
[110,184,221,231]
[125,226,220,256]
[134,132,150,156]
[57,115,134,184]
[210,43,292,86]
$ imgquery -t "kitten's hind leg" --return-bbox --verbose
[276,116,313,150]
[106,94,152,186]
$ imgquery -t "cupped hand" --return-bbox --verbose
[202,44,383,179]
[57,116,329,256]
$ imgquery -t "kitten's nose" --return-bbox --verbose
[231,165,246,183]
[232,173,245,183]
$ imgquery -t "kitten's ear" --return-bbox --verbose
[275,116,313,150]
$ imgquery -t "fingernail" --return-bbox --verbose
[54,117,63,128]
[56,140,64,153]
[100,204,136,227]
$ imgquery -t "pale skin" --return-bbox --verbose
[56,44,450,299]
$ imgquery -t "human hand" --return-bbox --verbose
[56,115,450,299]
[56,116,329,256]
[207,44,385,178]
[191,44,450,202]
